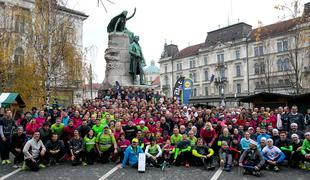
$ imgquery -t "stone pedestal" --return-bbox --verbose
[102,33,133,89]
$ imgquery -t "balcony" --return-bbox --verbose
[216,62,226,69]
[214,77,227,85]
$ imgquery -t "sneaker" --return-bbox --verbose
[39,164,46,169]
[266,165,271,171]
[2,160,6,165]
[253,171,261,177]
[274,166,279,172]
[12,164,19,169]
[21,162,28,171]
[207,163,215,170]
[6,160,11,164]
[161,161,166,171]
[82,162,87,166]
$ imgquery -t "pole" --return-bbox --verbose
[46,1,53,107]
[90,64,93,100]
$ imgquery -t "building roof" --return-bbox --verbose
[58,5,89,20]
[248,18,298,41]
[161,44,179,58]
[151,76,160,86]
[205,22,252,47]
[174,43,204,59]
[144,60,160,74]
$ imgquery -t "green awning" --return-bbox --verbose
[0,93,26,108]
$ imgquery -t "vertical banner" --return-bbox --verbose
[182,78,193,106]
[115,81,121,96]
[173,77,185,104]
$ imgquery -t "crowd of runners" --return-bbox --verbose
[0,87,310,177]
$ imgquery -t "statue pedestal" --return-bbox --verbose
[102,33,133,89]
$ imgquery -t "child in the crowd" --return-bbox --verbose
[219,141,232,172]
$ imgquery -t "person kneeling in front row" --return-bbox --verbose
[192,138,215,170]
[239,139,265,177]
[122,138,144,168]
[22,131,46,171]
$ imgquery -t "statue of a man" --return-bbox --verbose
[129,36,146,85]
[107,8,136,33]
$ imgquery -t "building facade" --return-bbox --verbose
[159,3,310,107]
[0,0,88,107]
[144,60,160,85]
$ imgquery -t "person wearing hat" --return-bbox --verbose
[122,138,144,168]
[145,137,163,168]
[136,120,149,138]
[96,125,118,163]
[291,134,303,168]
[262,138,285,172]
[239,139,264,177]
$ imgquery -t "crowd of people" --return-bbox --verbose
[0,87,310,176]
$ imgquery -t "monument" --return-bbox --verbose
[102,8,146,89]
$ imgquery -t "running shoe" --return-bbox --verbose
[6,160,11,164]
[39,163,46,169]
[82,162,87,166]
[12,164,19,169]
[161,161,166,171]
[2,160,6,165]
[274,166,279,172]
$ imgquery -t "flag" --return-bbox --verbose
[210,74,215,83]
[182,78,193,106]
[173,77,185,104]
[115,81,121,96]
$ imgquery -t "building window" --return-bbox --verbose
[14,47,24,65]
[236,65,241,77]
[235,50,240,60]
[164,65,167,73]
[277,40,288,52]
[164,75,168,85]
[205,87,208,96]
[189,72,197,82]
[219,67,225,78]
[254,45,263,57]
[236,83,241,93]
[217,53,224,63]
[260,63,265,74]
[204,70,209,81]
[14,15,25,33]
[204,55,208,65]
[176,63,182,71]
[283,58,289,70]
[254,62,265,75]
[189,58,196,69]
[278,79,284,85]
[254,63,260,75]
[191,88,197,97]
[277,59,283,71]
[284,79,290,85]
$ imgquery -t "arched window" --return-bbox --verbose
[236,65,241,77]
[14,47,24,65]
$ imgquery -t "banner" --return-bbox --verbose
[182,78,193,106]
[173,77,185,104]
[115,81,121,96]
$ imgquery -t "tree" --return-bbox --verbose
[275,0,310,94]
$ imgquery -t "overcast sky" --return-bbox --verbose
[66,0,308,83]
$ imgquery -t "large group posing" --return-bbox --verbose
[0,87,310,177]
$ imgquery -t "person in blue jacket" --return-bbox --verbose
[261,138,285,172]
[122,138,143,168]
[257,127,271,145]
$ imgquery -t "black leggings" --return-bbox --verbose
[174,151,192,166]
[72,151,85,166]
[0,138,10,160]
[98,146,113,163]
[11,148,23,164]
[25,155,45,171]
[85,149,96,165]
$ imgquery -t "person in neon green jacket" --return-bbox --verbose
[96,125,118,163]
[301,132,310,170]
[171,128,182,146]
[173,134,192,167]
[84,130,96,165]
[192,138,215,170]
[92,119,104,137]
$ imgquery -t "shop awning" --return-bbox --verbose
[0,93,26,108]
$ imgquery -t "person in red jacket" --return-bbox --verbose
[25,118,40,138]
[71,111,82,129]
[35,111,46,127]
[200,122,217,148]
[117,133,130,162]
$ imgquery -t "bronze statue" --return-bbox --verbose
[129,36,146,85]
[107,8,136,33]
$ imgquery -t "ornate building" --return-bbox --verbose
[159,2,310,107]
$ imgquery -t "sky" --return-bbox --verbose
[66,0,308,83]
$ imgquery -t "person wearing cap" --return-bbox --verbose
[96,125,118,163]
[288,123,305,140]
[11,126,27,168]
[136,120,149,138]
[122,138,144,168]
[145,137,163,168]
[239,139,264,177]
[301,132,310,170]
[262,138,285,172]
[291,134,303,168]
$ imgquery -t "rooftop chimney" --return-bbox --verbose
[303,2,310,17]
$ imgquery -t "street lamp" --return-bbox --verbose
[220,86,225,107]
